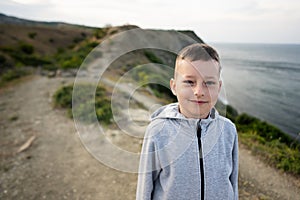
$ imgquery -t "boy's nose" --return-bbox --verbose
[193,84,205,97]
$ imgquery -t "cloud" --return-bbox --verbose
[11,0,50,5]
[0,0,300,43]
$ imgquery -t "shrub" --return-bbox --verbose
[73,37,84,43]
[19,43,34,55]
[237,112,300,175]
[0,54,6,65]
[94,28,107,39]
[236,113,295,146]
[0,46,14,54]
[86,41,99,48]
[53,85,73,108]
[1,43,52,66]
[60,56,82,69]
[130,65,175,101]
[73,98,112,124]
[53,84,112,125]
[144,50,163,64]
[236,113,259,125]
[28,32,37,39]
[215,101,238,122]
[225,104,239,121]
[0,68,30,85]
[14,54,52,66]
[56,47,65,54]
[148,83,176,101]
[56,41,99,69]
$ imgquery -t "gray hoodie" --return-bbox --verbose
[136,103,238,200]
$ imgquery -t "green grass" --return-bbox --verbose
[94,28,108,39]
[214,102,300,175]
[144,50,163,64]
[235,113,300,175]
[54,41,99,69]
[1,43,52,67]
[28,32,37,39]
[53,84,112,125]
[130,64,176,101]
[0,68,31,86]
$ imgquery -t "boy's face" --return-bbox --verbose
[170,59,222,119]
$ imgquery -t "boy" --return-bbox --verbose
[136,43,239,200]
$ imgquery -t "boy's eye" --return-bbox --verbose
[204,81,216,86]
[183,80,195,85]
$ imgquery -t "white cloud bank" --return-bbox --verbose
[1,0,300,43]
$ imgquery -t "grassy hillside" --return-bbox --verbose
[0,23,93,55]
[226,107,300,175]
[0,13,95,70]
[0,13,141,85]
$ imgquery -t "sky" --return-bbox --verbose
[1,0,300,44]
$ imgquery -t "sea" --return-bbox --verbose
[211,43,300,140]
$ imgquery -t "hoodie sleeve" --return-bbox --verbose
[230,129,239,200]
[136,130,161,200]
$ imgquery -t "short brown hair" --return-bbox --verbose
[175,43,221,75]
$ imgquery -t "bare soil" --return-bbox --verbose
[0,75,299,200]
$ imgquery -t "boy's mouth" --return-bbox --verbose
[190,100,209,105]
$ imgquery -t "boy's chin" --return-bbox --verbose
[189,108,211,119]
[178,105,211,119]
[183,111,210,119]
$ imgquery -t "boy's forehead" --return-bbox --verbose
[176,59,220,77]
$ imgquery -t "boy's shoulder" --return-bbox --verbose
[217,114,236,128]
[214,115,238,139]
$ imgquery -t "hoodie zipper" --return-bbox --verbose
[197,122,205,200]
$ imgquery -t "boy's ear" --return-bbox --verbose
[170,78,177,96]
[218,80,222,93]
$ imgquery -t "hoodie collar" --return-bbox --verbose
[151,103,218,125]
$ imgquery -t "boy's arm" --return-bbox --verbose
[230,130,239,200]
[136,134,160,200]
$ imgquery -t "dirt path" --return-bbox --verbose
[238,145,300,200]
[0,76,138,200]
[0,75,299,200]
